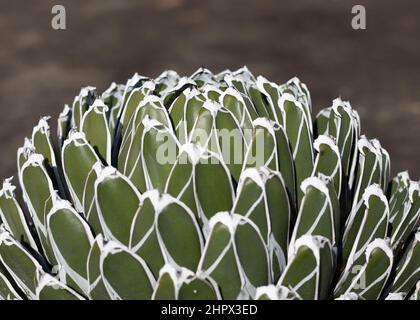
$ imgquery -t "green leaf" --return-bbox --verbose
[234,215,270,289]
[334,239,393,300]
[391,181,420,253]
[198,213,245,299]
[36,274,85,300]
[342,185,389,270]
[178,275,220,300]
[289,177,340,256]
[156,194,203,271]
[71,86,97,130]
[47,199,94,294]
[279,235,334,300]
[390,229,420,295]
[58,105,72,146]
[0,229,43,299]
[164,145,199,220]
[255,285,302,300]
[280,94,314,208]
[82,162,104,234]
[312,135,342,198]
[194,149,235,223]
[0,266,22,300]
[328,99,359,178]
[100,242,155,300]
[350,137,382,212]
[87,235,111,300]
[233,167,291,278]
[129,190,165,278]
[19,154,58,266]
[62,132,101,212]
[152,265,177,300]
[0,178,37,250]
[243,118,296,205]
[95,167,141,246]
[81,99,112,164]
[314,108,331,137]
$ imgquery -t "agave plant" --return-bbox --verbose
[0,67,418,300]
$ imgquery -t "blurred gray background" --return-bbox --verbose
[0,0,419,180]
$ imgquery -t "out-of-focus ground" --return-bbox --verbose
[0,0,419,180]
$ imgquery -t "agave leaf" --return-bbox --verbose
[118,81,155,139]
[289,177,340,257]
[0,267,22,300]
[390,229,420,295]
[388,172,410,223]
[100,241,156,300]
[82,162,104,235]
[314,108,331,137]
[243,118,295,205]
[233,215,270,290]
[285,77,312,132]
[255,76,283,124]
[219,87,255,143]
[248,85,271,120]
[350,137,382,212]
[32,117,58,171]
[118,98,174,192]
[19,154,58,265]
[193,149,235,223]
[312,135,342,198]
[178,275,220,300]
[129,190,165,277]
[17,138,35,174]
[255,285,302,300]
[57,105,72,147]
[390,181,420,253]
[152,265,177,300]
[152,264,220,300]
[233,167,291,278]
[71,86,97,130]
[279,235,334,300]
[163,77,196,109]
[410,281,420,300]
[32,117,67,197]
[36,273,85,300]
[327,99,359,178]
[141,119,179,193]
[201,80,226,99]
[0,178,37,250]
[280,94,314,208]
[0,229,44,299]
[342,185,389,269]
[62,132,101,212]
[164,145,199,220]
[95,167,141,246]
[109,105,121,138]
[156,194,203,271]
[86,235,110,300]
[190,101,246,182]
[224,66,256,96]
[47,199,94,294]
[335,239,393,300]
[102,82,124,110]
[155,70,179,95]
[197,213,246,300]
[118,94,170,165]
[191,67,216,86]
[81,99,112,164]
